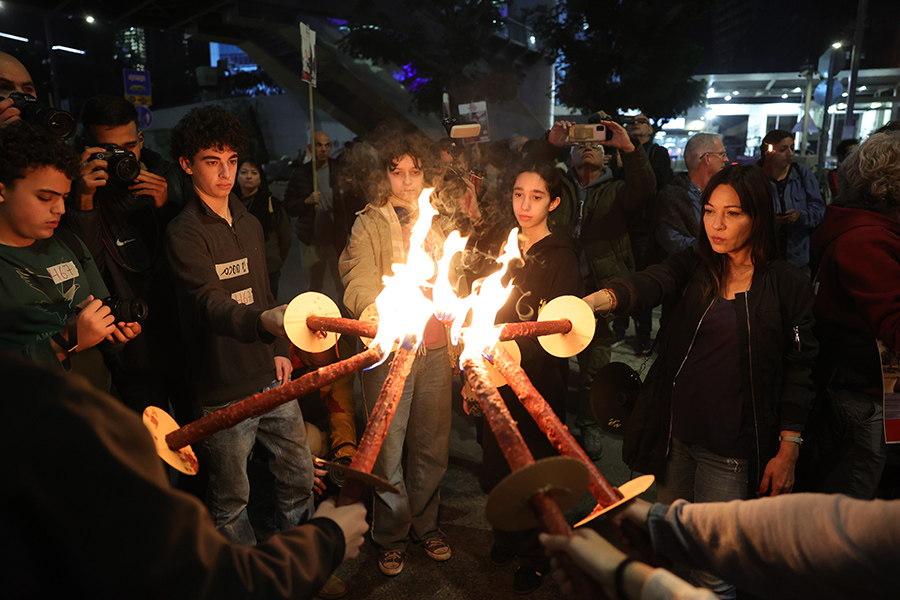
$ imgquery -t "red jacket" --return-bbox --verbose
[811,205,900,391]
[812,205,900,349]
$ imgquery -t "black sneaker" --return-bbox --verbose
[490,544,515,567]
[635,340,653,357]
[513,566,544,595]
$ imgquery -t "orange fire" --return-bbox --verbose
[457,228,520,363]
[370,188,441,364]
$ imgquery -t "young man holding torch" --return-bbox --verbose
[165,105,347,598]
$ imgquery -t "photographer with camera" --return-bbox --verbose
[0,51,76,139]
[0,51,34,128]
[0,121,141,392]
[62,95,190,414]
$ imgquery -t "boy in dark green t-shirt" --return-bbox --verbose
[0,122,141,389]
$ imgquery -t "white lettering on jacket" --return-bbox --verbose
[47,261,79,284]
[216,257,249,280]
[231,288,254,305]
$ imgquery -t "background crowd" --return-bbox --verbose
[1,45,897,600]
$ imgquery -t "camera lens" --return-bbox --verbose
[120,298,149,322]
[114,157,140,182]
[106,297,149,322]
[8,92,76,140]
[42,110,77,140]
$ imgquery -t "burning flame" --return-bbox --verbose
[458,228,521,363]
[432,229,470,328]
[370,188,440,365]
[364,184,523,371]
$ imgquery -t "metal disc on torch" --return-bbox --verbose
[536,295,596,358]
[574,474,655,528]
[284,292,342,353]
[142,406,199,476]
[485,456,589,531]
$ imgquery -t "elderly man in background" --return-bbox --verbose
[656,133,730,256]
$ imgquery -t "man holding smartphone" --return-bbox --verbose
[537,117,657,458]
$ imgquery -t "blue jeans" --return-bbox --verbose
[820,388,888,499]
[657,439,748,600]
[203,385,315,546]
[362,346,452,551]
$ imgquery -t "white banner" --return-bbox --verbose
[300,23,317,88]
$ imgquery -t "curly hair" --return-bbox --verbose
[0,121,80,186]
[170,104,246,163]
[841,131,900,210]
[366,125,435,206]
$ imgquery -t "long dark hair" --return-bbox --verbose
[502,161,563,231]
[233,156,275,232]
[757,129,793,167]
[512,161,563,201]
[697,165,778,296]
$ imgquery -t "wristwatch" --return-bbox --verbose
[779,434,803,445]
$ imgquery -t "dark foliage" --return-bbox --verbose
[528,0,714,122]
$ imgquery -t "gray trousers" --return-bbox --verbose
[362,346,452,550]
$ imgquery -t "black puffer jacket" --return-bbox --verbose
[607,249,817,496]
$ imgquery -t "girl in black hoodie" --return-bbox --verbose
[482,162,583,594]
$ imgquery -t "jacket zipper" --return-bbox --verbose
[667,297,716,457]
[742,289,761,491]
[793,325,801,352]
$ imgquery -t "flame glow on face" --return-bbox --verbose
[370,187,440,365]
[458,228,521,363]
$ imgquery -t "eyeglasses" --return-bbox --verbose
[703,151,728,160]
[634,118,650,125]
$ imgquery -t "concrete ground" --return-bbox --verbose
[270,220,661,599]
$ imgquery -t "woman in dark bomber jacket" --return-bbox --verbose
[584,165,817,598]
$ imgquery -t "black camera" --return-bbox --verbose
[2,92,76,140]
[88,144,140,182]
[103,296,149,322]
[618,115,637,127]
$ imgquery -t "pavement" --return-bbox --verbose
[271,226,662,599]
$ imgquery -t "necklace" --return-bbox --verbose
[731,265,754,278]
[723,264,754,298]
